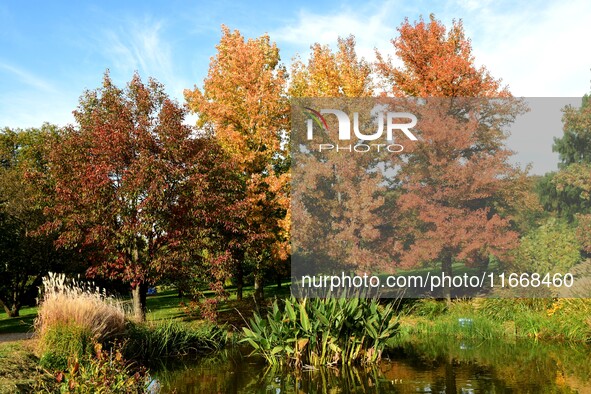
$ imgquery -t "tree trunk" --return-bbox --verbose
[0,299,17,317]
[11,287,22,318]
[8,303,19,318]
[236,260,244,301]
[254,272,264,303]
[130,242,148,322]
[0,296,20,318]
[441,254,453,303]
[131,282,148,322]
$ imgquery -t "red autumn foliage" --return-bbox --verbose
[46,72,242,320]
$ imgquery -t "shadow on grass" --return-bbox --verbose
[145,282,291,328]
[0,307,37,335]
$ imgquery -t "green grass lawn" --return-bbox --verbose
[145,289,189,321]
[0,281,292,334]
[146,282,291,327]
[0,306,37,335]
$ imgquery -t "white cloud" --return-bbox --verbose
[99,17,187,100]
[461,0,591,96]
[103,18,172,76]
[0,62,57,93]
[271,0,591,96]
[270,2,401,64]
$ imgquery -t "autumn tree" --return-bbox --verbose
[290,99,393,283]
[48,72,239,321]
[290,35,374,97]
[392,99,525,283]
[185,26,290,301]
[0,125,67,317]
[377,16,529,299]
[376,14,510,98]
[289,37,394,284]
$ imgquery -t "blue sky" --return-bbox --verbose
[1,0,590,173]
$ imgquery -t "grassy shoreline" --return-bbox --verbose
[3,290,590,346]
[1,285,590,392]
[397,297,591,343]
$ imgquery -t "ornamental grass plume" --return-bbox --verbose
[35,272,126,344]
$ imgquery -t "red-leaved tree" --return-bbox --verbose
[46,72,240,320]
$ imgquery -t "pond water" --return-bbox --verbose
[155,339,591,393]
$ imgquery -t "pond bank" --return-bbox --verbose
[153,338,591,393]
[397,297,591,343]
[3,293,591,392]
[2,327,591,393]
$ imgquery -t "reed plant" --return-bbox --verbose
[35,272,126,341]
[123,319,227,364]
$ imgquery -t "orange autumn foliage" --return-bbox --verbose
[376,14,510,98]
[185,27,290,296]
[377,16,530,287]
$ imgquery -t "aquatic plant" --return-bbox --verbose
[240,296,399,367]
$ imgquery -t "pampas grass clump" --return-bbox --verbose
[35,272,126,346]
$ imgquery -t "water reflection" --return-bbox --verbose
[157,340,591,393]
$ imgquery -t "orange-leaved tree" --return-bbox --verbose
[185,26,289,301]
[376,14,510,98]
[289,36,395,277]
[377,15,531,299]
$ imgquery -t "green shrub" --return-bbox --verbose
[38,324,95,371]
[240,296,399,367]
[513,218,581,273]
[124,320,226,363]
